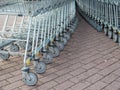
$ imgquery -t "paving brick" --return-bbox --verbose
[99,46,118,55]
[101,74,119,84]
[1,63,18,69]
[38,81,57,90]
[82,62,97,70]
[49,89,55,90]
[70,81,91,90]
[39,74,58,83]
[2,81,24,90]
[7,74,22,83]
[102,54,114,60]
[69,62,83,70]
[43,68,57,76]
[69,67,86,76]
[116,77,120,82]
[55,59,69,65]
[55,68,71,76]
[85,81,107,90]
[83,68,100,77]
[68,58,83,65]
[19,81,42,90]
[114,54,120,59]
[80,54,102,64]
[0,74,13,81]
[54,81,74,90]
[70,74,86,83]
[79,54,93,61]
[96,58,118,70]
[103,81,120,90]
[86,74,103,83]
[0,80,9,87]
[113,68,120,76]
[54,62,71,71]
[0,67,16,76]
[10,70,21,76]
[98,61,120,76]
[55,74,73,83]
[93,58,105,64]
[70,68,99,83]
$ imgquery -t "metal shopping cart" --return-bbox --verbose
[0,0,77,86]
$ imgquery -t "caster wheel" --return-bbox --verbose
[55,41,64,51]
[34,61,46,74]
[69,28,74,34]
[113,33,118,43]
[104,28,108,35]
[43,53,53,64]
[64,33,71,40]
[49,46,60,57]
[19,42,32,51]
[108,30,113,39]
[10,44,19,52]
[0,53,10,60]
[23,72,38,86]
[61,37,67,45]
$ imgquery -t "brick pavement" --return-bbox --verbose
[0,15,120,90]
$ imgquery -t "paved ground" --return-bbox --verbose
[1,15,120,90]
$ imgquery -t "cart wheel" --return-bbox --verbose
[113,33,118,43]
[0,53,10,60]
[49,46,60,57]
[64,33,71,40]
[43,53,53,64]
[104,28,108,35]
[61,37,67,45]
[10,44,19,52]
[23,72,38,86]
[108,30,113,39]
[69,28,74,34]
[34,61,46,74]
[19,42,32,51]
[55,41,64,51]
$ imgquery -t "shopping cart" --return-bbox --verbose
[0,0,77,86]
[76,0,120,46]
[112,1,119,43]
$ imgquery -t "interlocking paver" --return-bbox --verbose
[85,81,108,90]
[113,68,120,76]
[96,58,118,70]
[54,74,73,83]
[39,73,58,83]
[69,67,86,76]
[2,81,24,90]
[0,80,9,88]
[70,80,91,90]
[82,62,97,70]
[98,61,120,76]
[101,73,119,84]
[54,81,74,90]
[86,74,103,84]
[37,81,57,90]
[7,74,22,83]
[103,81,120,90]
[0,74,13,81]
